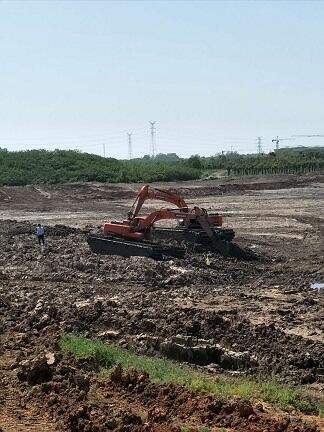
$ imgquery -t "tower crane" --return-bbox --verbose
[272,136,295,150]
[292,134,324,138]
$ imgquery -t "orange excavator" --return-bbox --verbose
[87,185,235,259]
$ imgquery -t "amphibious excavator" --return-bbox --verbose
[87,184,236,260]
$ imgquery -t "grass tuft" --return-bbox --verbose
[60,334,322,415]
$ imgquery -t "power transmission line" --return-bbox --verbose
[127,133,133,160]
[257,137,263,154]
[149,121,156,157]
[0,127,148,142]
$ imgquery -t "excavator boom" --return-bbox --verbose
[129,184,188,218]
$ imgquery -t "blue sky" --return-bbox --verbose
[1,0,324,158]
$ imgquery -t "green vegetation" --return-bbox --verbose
[180,426,211,432]
[0,147,323,186]
[0,149,199,185]
[198,147,324,177]
[60,335,322,415]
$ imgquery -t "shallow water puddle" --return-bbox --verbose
[310,282,324,290]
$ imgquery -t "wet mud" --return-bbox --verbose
[0,176,324,431]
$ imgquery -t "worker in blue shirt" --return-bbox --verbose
[36,223,45,245]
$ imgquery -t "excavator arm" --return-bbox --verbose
[129,185,188,218]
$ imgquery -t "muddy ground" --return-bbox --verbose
[0,175,323,431]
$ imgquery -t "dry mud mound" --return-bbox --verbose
[0,220,84,237]
[11,354,321,432]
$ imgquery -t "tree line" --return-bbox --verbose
[0,148,323,186]
[186,148,324,177]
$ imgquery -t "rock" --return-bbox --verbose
[148,407,167,422]
[97,330,120,339]
[207,400,223,414]
[17,356,53,385]
[255,402,265,412]
[105,418,118,428]
[300,370,316,384]
[236,400,254,418]
[121,412,143,425]
[75,300,91,309]
[110,364,123,382]
[45,352,56,366]
[34,301,44,312]
[72,374,90,392]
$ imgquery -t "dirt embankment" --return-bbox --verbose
[0,174,323,210]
